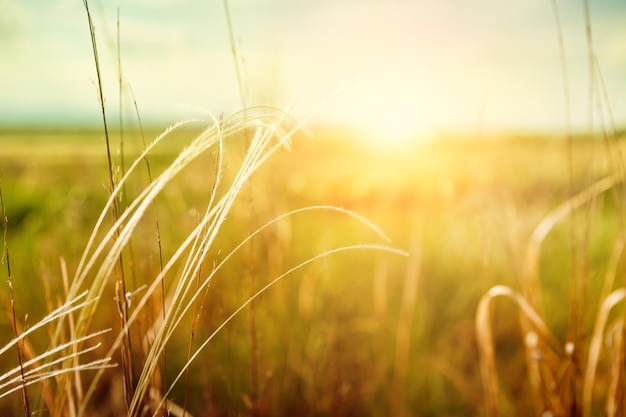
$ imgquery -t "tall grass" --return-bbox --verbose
[477,171,626,416]
[44,110,400,416]
[0,68,406,417]
[475,1,626,416]
[0,3,406,416]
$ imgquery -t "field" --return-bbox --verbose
[1,124,625,416]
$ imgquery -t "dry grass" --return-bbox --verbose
[476,172,626,416]
[0,111,406,417]
[4,0,626,415]
[0,3,411,414]
[474,0,626,414]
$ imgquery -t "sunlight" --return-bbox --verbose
[377,106,431,145]
[352,104,436,150]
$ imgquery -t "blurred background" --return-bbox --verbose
[2,1,626,416]
[2,0,626,143]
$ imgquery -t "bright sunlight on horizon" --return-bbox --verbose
[2,0,626,147]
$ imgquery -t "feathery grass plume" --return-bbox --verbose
[34,3,408,413]
[153,242,407,414]
[61,112,269,413]
[126,79,169,413]
[38,105,407,416]
[0,288,114,405]
[181,127,224,417]
[0,329,114,399]
[222,0,261,408]
[123,125,405,414]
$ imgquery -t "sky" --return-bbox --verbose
[1,0,626,143]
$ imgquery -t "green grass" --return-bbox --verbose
[2,127,625,416]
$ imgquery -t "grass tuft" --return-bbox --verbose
[477,169,626,416]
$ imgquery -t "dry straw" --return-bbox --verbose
[477,170,626,417]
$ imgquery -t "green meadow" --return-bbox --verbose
[1,0,624,414]
[2,125,625,416]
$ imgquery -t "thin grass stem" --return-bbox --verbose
[1,176,31,416]
[153,244,407,416]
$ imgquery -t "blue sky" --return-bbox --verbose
[1,0,625,141]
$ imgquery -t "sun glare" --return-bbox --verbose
[355,105,435,150]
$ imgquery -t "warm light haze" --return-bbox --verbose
[3,2,626,416]
[2,0,626,146]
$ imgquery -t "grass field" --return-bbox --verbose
[1,125,625,416]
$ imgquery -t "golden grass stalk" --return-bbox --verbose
[127,120,285,414]
[604,321,624,417]
[0,292,96,359]
[57,117,230,337]
[154,243,407,415]
[223,0,247,109]
[1,179,31,415]
[125,79,170,413]
[582,288,626,417]
[0,357,114,402]
[478,166,626,417]
[390,229,421,417]
[69,113,278,414]
[0,330,113,398]
[81,1,136,407]
[523,172,625,309]
[181,133,224,417]
[81,0,115,199]
[50,8,407,411]
[43,102,406,416]
[124,144,404,413]
[476,285,563,417]
[0,289,113,404]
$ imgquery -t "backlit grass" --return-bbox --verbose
[2,0,626,415]
[2,128,625,415]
